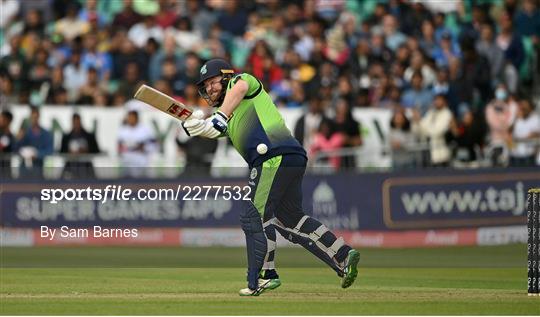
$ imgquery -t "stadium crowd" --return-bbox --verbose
[0,0,539,175]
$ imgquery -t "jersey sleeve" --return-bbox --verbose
[227,73,262,97]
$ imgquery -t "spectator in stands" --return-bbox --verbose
[50,87,68,105]
[382,14,407,51]
[349,39,371,79]
[259,55,283,89]
[179,52,201,86]
[293,17,323,61]
[118,110,158,178]
[404,49,436,87]
[47,67,66,104]
[78,67,107,105]
[419,20,437,57]
[476,23,504,81]
[509,99,540,167]
[309,118,344,170]
[27,47,51,101]
[217,0,248,37]
[286,80,306,108]
[401,71,434,115]
[112,0,142,29]
[0,35,29,96]
[81,33,112,81]
[0,109,14,178]
[167,16,203,54]
[0,74,18,106]
[446,106,486,163]
[433,12,451,43]
[160,57,185,96]
[432,31,461,68]
[63,50,87,103]
[432,67,449,98]
[185,0,217,39]
[175,130,217,176]
[148,33,183,83]
[459,41,491,106]
[110,35,147,81]
[21,8,46,38]
[322,26,350,67]
[294,96,327,150]
[389,108,415,169]
[496,10,524,71]
[369,31,393,66]
[377,84,402,109]
[261,15,288,61]
[60,113,100,178]
[458,4,491,43]
[155,0,178,29]
[337,75,355,105]
[117,62,144,100]
[401,2,433,37]
[513,0,540,38]
[334,98,362,170]
[365,2,387,28]
[78,0,106,28]
[128,15,163,48]
[15,107,53,177]
[485,83,518,165]
[0,0,19,29]
[411,94,453,167]
[0,110,14,153]
[248,40,273,83]
[54,3,89,42]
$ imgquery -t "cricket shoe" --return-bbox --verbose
[238,278,281,296]
[341,249,360,288]
[260,278,281,290]
[238,287,264,296]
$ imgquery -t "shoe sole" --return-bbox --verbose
[341,250,360,288]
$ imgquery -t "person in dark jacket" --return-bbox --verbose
[60,113,100,178]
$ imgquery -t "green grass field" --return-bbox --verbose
[1,245,538,315]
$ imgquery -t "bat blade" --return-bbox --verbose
[134,84,193,121]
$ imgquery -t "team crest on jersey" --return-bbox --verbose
[250,168,258,180]
[200,65,207,75]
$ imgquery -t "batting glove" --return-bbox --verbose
[199,111,228,138]
[182,110,206,136]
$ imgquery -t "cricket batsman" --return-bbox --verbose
[182,59,360,296]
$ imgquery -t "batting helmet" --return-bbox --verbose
[197,59,235,107]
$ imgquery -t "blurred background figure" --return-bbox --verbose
[309,118,344,171]
[333,98,361,170]
[509,98,540,167]
[411,94,453,167]
[118,110,157,178]
[175,128,217,176]
[294,96,327,150]
[60,113,100,179]
[0,109,14,178]
[446,105,486,164]
[389,107,415,169]
[484,84,518,166]
[15,107,53,178]
[401,71,434,115]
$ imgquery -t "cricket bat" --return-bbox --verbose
[134,84,195,121]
